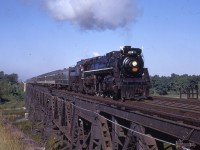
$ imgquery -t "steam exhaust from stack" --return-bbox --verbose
[44,0,142,30]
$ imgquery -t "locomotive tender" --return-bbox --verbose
[28,46,151,100]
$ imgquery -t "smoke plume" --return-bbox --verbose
[92,52,100,57]
[44,0,141,30]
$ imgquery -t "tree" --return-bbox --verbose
[0,71,4,80]
[0,87,2,98]
[4,73,18,84]
[170,73,180,92]
[151,74,200,96]
[151,75,170,95]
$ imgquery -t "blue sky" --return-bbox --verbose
[0,0,200,81]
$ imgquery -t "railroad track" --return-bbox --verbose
[145,100,200,112]
[47,87,200,128]
[153,96,200,106]
[124,100,200,127]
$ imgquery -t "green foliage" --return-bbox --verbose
[45,134,66,150]
[15,121,42,144]
[0,71,42,149]
[0,71,4,80]
[5,73,18,84]
[15,121,32,135]
[0,71,24,101]
[0,71,25,124]
[151,74,200,96]
[151,75,170,95]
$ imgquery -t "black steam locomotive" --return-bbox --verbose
[28,46,151,100]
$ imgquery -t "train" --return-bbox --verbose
[27,46,151,100]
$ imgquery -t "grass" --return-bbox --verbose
[0,95,25,122]
[15,120,64,149]
[0,123,25,150]
[0,95,60,149]
[0,94,43,150]
[45,134,66,150]
[0,95,24,108]
[15,120,43,144]
[0,114,35,150]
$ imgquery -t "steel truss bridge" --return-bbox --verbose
[25,84,200,150]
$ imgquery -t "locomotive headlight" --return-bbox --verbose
[132,61,138,67]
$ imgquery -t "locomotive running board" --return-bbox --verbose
[83,67,113,74]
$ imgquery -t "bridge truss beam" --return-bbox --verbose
[25,84,200,150]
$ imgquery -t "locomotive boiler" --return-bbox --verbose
[27,46,151,100]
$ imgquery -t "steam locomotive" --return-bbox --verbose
[27,46,151,100]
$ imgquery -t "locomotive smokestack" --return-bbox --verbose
[44,0,142,30]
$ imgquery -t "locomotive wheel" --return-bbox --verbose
[110,94,113,99]
[99,92,104,97]
[112,94,119,101]
[95,92,104,97]
[95,92,100,96]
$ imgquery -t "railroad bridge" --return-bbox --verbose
[25,84,200,150]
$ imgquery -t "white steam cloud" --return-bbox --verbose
[44,0,141,30]
[92,52,100,57]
